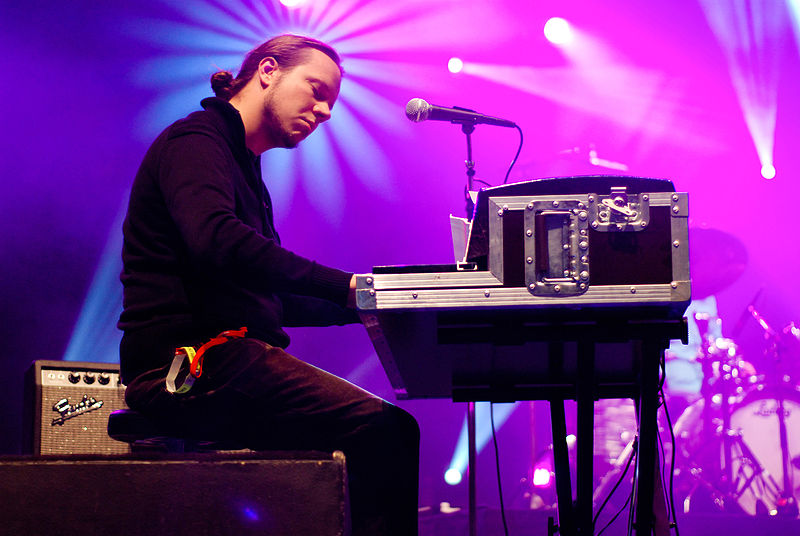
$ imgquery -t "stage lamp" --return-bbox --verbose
[241,507,260,522]
[444,467,462,486]
[448,57,464,74]
[544,17,573,45]
[532,467,553,487]
[761,163,776,180]
[280,0,308,7]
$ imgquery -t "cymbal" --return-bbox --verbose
[689,227,748,299]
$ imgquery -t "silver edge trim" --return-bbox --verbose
[364,272,503,290]
[361,283,689,310]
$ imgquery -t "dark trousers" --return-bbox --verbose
[123,335,420,536]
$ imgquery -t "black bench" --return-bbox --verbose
[107,408,245,452]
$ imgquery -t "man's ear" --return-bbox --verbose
[257,57,280,87]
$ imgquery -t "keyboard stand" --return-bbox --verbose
[454,318,686,536]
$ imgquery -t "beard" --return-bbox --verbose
[262,78,300,149]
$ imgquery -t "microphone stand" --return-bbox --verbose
[461,122,476,220]
[459,118,478,536]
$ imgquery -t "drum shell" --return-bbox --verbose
[673,383,800,516]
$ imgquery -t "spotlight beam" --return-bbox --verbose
[445,402,519,484]
[699,0,786,178]
[461,62,723,150]
[62,197,128,364]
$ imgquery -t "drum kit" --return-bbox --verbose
[521,228,800,519]
[671,321,800,516]
[588,228,799,519]
[667,228,800,517]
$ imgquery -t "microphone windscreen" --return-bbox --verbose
[405,98,430,122]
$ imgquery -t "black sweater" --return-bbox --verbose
[118,97,355,382]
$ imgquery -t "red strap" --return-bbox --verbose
[188,327,248,378]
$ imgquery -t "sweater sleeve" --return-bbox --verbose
[278,293,361,327]
[157,129,352,306]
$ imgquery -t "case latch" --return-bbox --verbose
[588,187,650,232]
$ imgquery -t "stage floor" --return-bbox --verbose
[419,507,800,536]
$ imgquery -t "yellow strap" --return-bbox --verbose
[181,346,197,366]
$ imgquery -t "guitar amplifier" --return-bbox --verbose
[23,360,130,455]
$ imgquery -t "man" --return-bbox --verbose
[118,35,419,536]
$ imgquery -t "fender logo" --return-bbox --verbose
[51,395,104,426]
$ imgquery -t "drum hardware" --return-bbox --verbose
[678,425,779,516]
[675,308,800,517]
[678,387,800,516]
[745,305,800,516]
[774,395,799,516]
[741,302,800,380]
[694,313,742,500]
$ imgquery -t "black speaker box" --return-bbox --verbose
[0,451,350,536]
[23,360,129,455]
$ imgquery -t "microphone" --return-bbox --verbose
[405,98,516,128]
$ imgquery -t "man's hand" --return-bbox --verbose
[346,274,358,309]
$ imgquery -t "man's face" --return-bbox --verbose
[262,48,342,149]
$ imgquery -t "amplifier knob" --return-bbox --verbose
[83,372,96,384]
[98,372,111,385]
[68,371,80,384]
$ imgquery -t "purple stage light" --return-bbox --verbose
[761,163,776,180]
[444,467,462,486]
[242,507,260,522]
[544,17,573,46]
[532,467,552,487]
[448,57,464,74]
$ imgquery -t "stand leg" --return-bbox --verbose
[551,400,574,536]
[633,341,661,535]
[653,456,671,536]
[468,401,477,536]
[776,396,799,516]
[576,341,595,535]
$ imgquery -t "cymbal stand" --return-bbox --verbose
[691,308,799,515]
[694,314,719,468]
[694,313,739,503]
[774,394,798,516]
[682,428,781,514]
[751,306,799,516]
[719,344,737,496]
[760,305,800,517]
